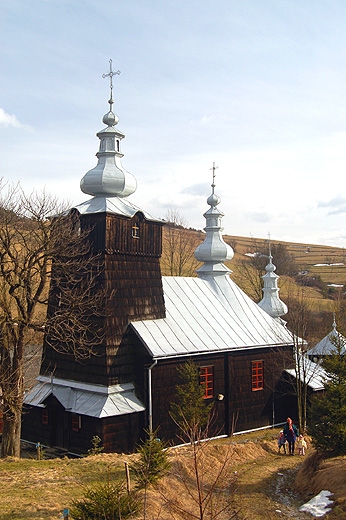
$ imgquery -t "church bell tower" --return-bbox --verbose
[40,60,166,387]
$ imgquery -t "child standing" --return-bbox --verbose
[297,434,307,456]
[278,430,287,454]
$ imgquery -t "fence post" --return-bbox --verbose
[36,442,42,460]
[125,461,131,493]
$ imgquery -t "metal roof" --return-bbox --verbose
[131,275,293,359]
[24,376,145,418]
[285,356,329,391]
[307,329,346,357]
[73,195,162,222]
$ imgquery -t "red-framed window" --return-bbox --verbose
[72,414,81,432]
[200,366,214,399]
[251,360,264,391]
[42,408,49,425]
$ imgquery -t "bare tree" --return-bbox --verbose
[160,209,200,277]
[0,184,105,457]
[167,361,238,520]
[233,238,297,302]
[284,281,317,432]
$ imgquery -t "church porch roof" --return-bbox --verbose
[24,376,145,418]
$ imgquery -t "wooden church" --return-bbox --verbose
[22,63,295,454]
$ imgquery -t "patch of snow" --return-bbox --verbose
[314,263,344,267]
[328,284,344,288]
[299,490,333,517]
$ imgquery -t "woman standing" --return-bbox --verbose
[283,417,299,455]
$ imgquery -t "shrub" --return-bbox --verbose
[70,480,140,520]
[87,435,104,456]
[309,335,346,455]
[132,429,170,489]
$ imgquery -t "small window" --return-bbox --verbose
[72,414,81,432]
[200,366,214,399]
[252,360,264,391]
[42,409,49,425]
[132,223,140,239]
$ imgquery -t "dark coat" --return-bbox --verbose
[283,422,299,442]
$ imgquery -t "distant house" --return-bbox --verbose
[22,69,295,454]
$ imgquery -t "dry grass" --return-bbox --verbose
[226,233,346,287]
[0,453,131,519]
[2,430,346,519]
[295,451,346,518]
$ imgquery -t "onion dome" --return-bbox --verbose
[194,164,234,278]
[258,247,288,319]
[80,60,137,198]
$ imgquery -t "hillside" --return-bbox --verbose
[224,234,346,287]
[162,226,346,287]
[161,227,346,344]
[1,430,345,519]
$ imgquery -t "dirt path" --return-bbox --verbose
[232,447,313,520]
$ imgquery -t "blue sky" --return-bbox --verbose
[2,0,346,247]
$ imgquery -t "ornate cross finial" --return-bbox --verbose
[267,231,272,258]
[102,59,120,108]
[102,59,121,91]
[210,162,218,194]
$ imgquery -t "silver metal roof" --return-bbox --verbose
[258,254,288,319]
[24,376,145,418]
[194,168,234,277]
[285,356,329,391]
[131,275,293,359]
[73,195,162,222]
[307,327,346,357]
[80,60,137,198]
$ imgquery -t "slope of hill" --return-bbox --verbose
[224,234,346,287]
[1,431,345,519]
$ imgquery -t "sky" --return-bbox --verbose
[2,1,346,247]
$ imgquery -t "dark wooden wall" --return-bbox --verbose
[23,342,295,453]
[22,400,144,454]
[40,211,165,386]
[145,345,294,444]
[228,345,293,431]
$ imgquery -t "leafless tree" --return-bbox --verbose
[284,281,318,432]
[160,209,201,277]
[0,184,105,457]
[165,361,239,520]
[233,238,297,302]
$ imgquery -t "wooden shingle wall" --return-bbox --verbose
[141,345,294,444]
[40,211,165,386]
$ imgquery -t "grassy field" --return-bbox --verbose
[0,452,130,519]
[224,234,346,287]
[161,227,346,287]
[1,429,345,519]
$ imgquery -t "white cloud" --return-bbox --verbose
[0,108,23,128]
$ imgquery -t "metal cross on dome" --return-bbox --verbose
[210,162,218,194]
[102,59,121,93]
[267,231,272,258]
